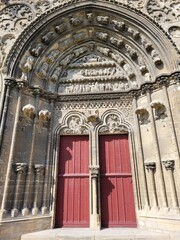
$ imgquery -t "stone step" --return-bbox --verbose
[21,228,172,240]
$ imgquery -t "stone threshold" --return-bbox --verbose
[21,228,173,240]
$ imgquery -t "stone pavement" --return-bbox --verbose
[21,228,173,240]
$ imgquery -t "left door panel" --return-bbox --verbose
[55,135,89,227]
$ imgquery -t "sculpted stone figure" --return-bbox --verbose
[22,56,35,72]
[111,20,126,31]
[70,17,83,26]
[97,16,109,25]
[30,44,44,57]
[46,50,60,64]
[110,37,124,48]
[95,32,108,41]
[50,67,62,82]
[42,32,56,45]
[38,62,49,78]
[55,23,67,34]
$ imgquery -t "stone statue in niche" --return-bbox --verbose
[123,63,135,79]
[110,52,125,65]
[150,100,167,120]
[55,23,67,34]
[42,32,56,45]
[138,56,148,74]
[141,38,153,52]
[95,32,108,41]
[110,37,124,48]
[111,20,126,31]
[38,62,49,78]
[86,12,94,22]
[74,47,87,57]
[97,16,109,25]
[70,17,83,26]
[46,50,60,64]
[127,27,140,40]
[22,56,35,72]
[50,67,62,82]
[135,107,149,124]
[151,49,163,67]
[125,45,138,60]
[96,46,110,56]
[60,54,74,66]
[30,44,44,57]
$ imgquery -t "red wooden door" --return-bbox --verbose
[99,135,136,227]
[55,135,89,227]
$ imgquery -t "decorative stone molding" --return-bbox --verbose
[90,166,99,178]
[21,104,35,120]
[150,100,167,120]
[162,160,175,171]
[144,162,156,172]
[135,107,149,124]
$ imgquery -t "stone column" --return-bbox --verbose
[0,77,16,149]
[147,91,168,209]
[11,163,28,217]
[90,166,100,230]
[32,164,45,215]
[0,80,25,219]
[145,162,158,210]
[22,88,40,216]
[162,160,179,211]
[41,104,53,215]
[133,96,150,211]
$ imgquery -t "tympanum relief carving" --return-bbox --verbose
[61,115,88,134]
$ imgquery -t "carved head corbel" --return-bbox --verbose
[22,104,35,120]
[150,100,167,120]
[135,107,149,124]
[38,110,51,123]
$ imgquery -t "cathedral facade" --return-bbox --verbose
[0,1,180,239]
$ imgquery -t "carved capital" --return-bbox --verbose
[162,160,175,171]
[38,110,51,122]
[90,166,99,178]
[145,162,156,172]
[34,164,45,175]
[13,163,28,174]
[22,104,35,120]
[135,107,149,124]
[150,100,167,120]
[4,77,16,88]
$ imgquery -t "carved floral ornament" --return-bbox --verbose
[22,104,35,120]
[135,107,149,124]
[38,110,51,122]
[150,100,167,120]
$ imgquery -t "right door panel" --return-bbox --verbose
[99,134,136,227]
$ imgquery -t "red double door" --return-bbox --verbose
[55,135,136,228]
